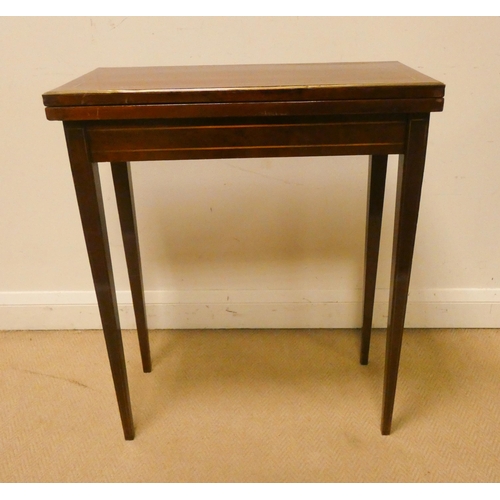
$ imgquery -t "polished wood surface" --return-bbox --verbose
[361,155,388,365]
[43,61,444,107]
[63,123,135,440]
[43,62,444,122]
[44,62,445,440]
[111,161,151,374]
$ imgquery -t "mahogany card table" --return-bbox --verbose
[43,62,445,439]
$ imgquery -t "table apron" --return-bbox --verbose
[85,118,407,162]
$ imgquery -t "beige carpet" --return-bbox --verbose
[0,328,499,482]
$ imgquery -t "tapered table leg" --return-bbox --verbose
[111,162,152,373]
[360,155,388,365]
[64,124,135,440]
[381,115,430,435]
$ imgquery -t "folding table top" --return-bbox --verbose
[43,61,445,108]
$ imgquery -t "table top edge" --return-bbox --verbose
[42,61,445,108]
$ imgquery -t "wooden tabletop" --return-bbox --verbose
[43,61,445,107]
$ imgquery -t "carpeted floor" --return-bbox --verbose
[1,328,499,482]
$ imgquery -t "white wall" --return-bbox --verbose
[1,16,500,329]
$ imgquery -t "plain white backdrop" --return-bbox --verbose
[1,16,500,329]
